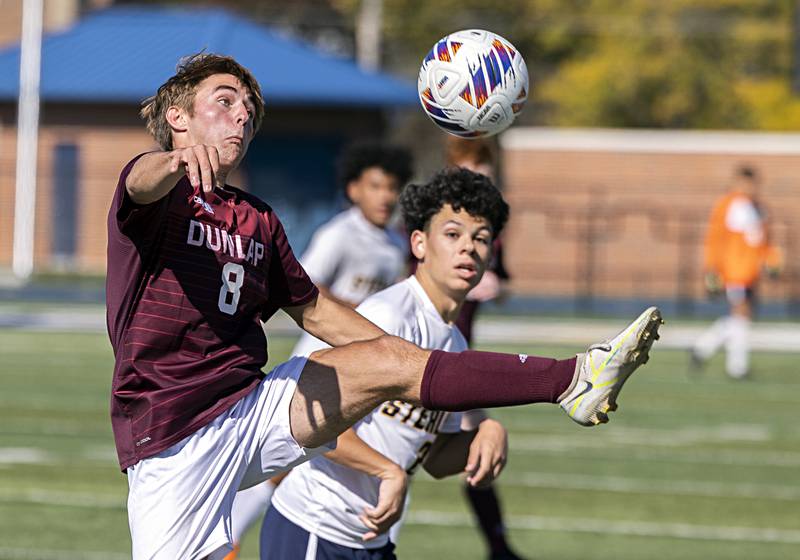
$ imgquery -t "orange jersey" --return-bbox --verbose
[703,191,781,286]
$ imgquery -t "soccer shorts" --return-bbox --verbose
[126,356,335,560]
[260,506,398,560]
[725,284,755,306]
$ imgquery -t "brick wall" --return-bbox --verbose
[0,0,23,48]
[5,122,799,307]
[0,124,154,272]
[0,0,112,48]
[0,102,386,275]
[500,128,800,304]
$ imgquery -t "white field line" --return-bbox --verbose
[496,472,800,501]
[2,488,798,546]
[0,421,111,437]
[0,448,56,465]
[406,510,800,545]
[415,469,800,501]
[5,310,800,352]
[507,423,774,446]
[2,418,795,470]
[474,320,800,352]
[511,439,800,469]
[0,488,124,509]
[0,549,128,560]
[0,311,106,332]
[2,422,777,447]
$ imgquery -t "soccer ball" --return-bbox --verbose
[417,29,529,138]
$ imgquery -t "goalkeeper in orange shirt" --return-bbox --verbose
[691,165,783,378]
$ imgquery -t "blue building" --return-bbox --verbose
[0,5,416,272]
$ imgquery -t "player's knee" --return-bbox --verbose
[367,335,423,387]
[369,334,416,364]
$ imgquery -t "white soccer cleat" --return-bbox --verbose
[559,306,663,426]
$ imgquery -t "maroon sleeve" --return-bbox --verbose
[113,153,172,236]
[491,236,510,280]
[262,209,319,320]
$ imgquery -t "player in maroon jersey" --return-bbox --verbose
[107,53,662,559]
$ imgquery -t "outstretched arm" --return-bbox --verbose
[423,418,508,487]
[316,285,358,309]
[283,291,384,347]
[125,145,221,204]
[324,428,408,541]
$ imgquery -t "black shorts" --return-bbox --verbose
[260,506,398,560]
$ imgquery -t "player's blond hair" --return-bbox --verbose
[140,53,265,150]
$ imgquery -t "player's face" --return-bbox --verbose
[347,167,401,228]
[416,204,493,298]
[735,176,759,198]
[181,74,256,171]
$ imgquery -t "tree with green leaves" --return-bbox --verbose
[121,0,800,129]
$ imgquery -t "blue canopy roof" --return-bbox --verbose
[0,6,416,107]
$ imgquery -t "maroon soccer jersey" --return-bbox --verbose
[106,154,318,470]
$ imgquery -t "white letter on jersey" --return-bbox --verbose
[187,220,205,246]
[235,235,244,259]
[218,262,245,315]
[244,240,265,267]
[221,230,235,257]
[206,225,222,251]
[254,241,264,267]
[245,239,255,265]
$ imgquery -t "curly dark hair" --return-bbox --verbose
[736,163,759,182]
[401,168,509,235]
[337,142,414,191]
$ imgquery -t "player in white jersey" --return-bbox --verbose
[260,168,513,559]
[298,142,413,308]
[227,143,413,557]
[291,203,409,356]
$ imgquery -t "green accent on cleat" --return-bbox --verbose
[559,307,662,427]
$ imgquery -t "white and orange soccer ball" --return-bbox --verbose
[417,29,529,138]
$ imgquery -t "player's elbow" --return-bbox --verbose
[422,458,457,480]
[422,461,448,479]
[420,444,460,480]
[125,153,180,205]
[125,181,154,205]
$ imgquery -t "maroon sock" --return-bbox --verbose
[464,484,510,555]
[420,350,577,411]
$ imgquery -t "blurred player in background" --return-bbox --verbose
[227,143,413,557]
[110,52,661,559]
[445,137,522,560]
[260,168,511,559]
[294,142,413,322]
[691,164,782,378]
[447,137,510,344]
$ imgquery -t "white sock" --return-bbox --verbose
[725,315,750,378]
[230,480,276,544]
[694,316,729,360]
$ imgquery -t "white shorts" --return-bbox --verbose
[126,356,335,560]
[725,284,753,306]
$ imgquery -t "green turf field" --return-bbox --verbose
[0,329,798,559]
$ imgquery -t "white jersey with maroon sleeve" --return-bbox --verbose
[300,206,407,303]
[292,206,407,356]
[271,276,467,549]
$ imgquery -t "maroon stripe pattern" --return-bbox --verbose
[106,155,318,470]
